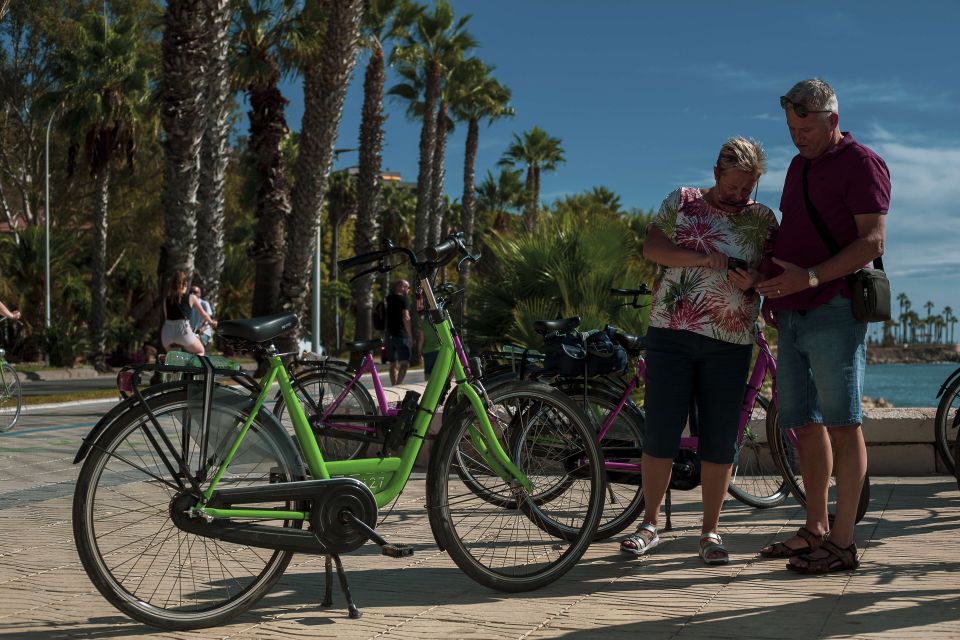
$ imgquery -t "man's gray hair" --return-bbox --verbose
[784,78,839,114]
[716,137,766,176]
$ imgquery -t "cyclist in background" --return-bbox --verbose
[0,301,20,321]
[620,137,777,565]
[162,271,216,355]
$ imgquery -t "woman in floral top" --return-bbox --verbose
[620,137,779,564]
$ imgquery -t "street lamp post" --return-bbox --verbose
[44,111,55,330]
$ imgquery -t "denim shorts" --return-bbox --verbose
[776,295,867,429]
[385,334,411,363]
[642,327,753,465]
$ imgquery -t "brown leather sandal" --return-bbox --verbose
[760,527,827,559]
[786,540,860,574]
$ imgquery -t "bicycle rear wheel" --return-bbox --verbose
[768,408,870,524]
[74,386,304,630]
[934,372,960,474]
[273,366,377,460]
[0,362,22,432]
[427,381,604,592]
[727,395,790,508]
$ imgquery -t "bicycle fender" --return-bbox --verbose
[72,381,189,464]
[936,366,960,398]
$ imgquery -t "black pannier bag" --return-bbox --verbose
[542,325,628,377]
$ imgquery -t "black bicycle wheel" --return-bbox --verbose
[74,386,304,630]
[768,407,870,524]
[273,366,377,460]
[0,362,22,432]
[558,382,646,541]
[427,380,604,592]
[727,395,791,508]
[934,372,960,474]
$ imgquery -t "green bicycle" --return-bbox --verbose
[72,233,605,630]
[0,318,22,433]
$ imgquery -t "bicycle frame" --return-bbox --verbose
[595,326,790,473]
[195,277,531,523]
[309,352,399,437]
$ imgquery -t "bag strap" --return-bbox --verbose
[801,161,884,271]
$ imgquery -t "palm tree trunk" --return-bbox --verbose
[458,116,479,320]
[89,167,110,371]
[352,45,385,341]
[428,101,448,246]
[249,81,291,318]
[279,0,362,348]
[414,58,441,250]
[160,0,208,282]
[523,165,536,231]
[195,0,231,309]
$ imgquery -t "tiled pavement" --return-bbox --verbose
[2,399,959,640]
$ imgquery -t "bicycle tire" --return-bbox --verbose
[555,381,646,541]
[0,362,22,432]
[426,380,604,592]
[74,386,305,630]
[273,366,377,460]
[767,405,870,524]
[934,372,960,474]
[726,395,791,508]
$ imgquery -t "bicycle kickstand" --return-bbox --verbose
[321,553,361,619]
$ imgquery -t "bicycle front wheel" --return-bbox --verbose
[0,362,22,432]
[427,381,604,592]
[73,386,305,630]
[273,366,377,460]
[768,407,870,524]
[727,395,790,508]
[934,372,960,474]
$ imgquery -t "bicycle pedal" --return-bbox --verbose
[381,543,414,558]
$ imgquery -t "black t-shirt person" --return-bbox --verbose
[385,293,409,338]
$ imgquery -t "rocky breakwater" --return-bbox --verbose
[867,344,960,365]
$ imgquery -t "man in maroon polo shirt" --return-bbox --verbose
[756,79,890,573]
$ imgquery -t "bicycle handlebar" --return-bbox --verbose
[338,232,480,276]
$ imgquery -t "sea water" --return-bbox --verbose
[864,362,959,408]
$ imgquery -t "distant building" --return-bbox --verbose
[344,167,416,191]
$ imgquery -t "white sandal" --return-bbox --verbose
[620,523,660,557]
[699,532,730,565]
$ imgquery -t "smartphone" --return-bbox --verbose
[727,257,749,271]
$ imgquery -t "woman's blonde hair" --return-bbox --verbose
[167,270,187,303]
[716,137,766,176]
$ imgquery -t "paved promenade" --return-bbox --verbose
[2,399,959,639]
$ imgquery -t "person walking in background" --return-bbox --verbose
[0,301,20,321]
[757,79,889,574]
[162,271,217,356]
[189,285,215,347]
[619,137,778,565]
[385,280,412,385]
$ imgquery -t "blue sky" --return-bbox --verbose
[279,0,959,322]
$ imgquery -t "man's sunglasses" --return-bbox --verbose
[780,96,832,118]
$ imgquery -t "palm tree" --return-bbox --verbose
[925,300,935,324]
[48,11,153,370]
[899,295,912,343]
[231,0,298,317]
[391,0,476,250]
[476,167,524,231]
[446,58,512,308]
[944,306,955,344]
[279,0,363,345]
[351,0,419,340]
[195,0,232,310]
[160,0,209,284]
[499,126,566,231]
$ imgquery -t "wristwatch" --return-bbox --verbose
[807,268,819,288]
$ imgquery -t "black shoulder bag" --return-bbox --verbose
[801,161,891,323]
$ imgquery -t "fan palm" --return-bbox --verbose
[195,0,232,309]
[47,11,153,370]
[499,126,566,231]
[351,0,420,339]
[390,0,476,250]
[278,0,362,347]
[160,0,208,283]
[231,0,298,317]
